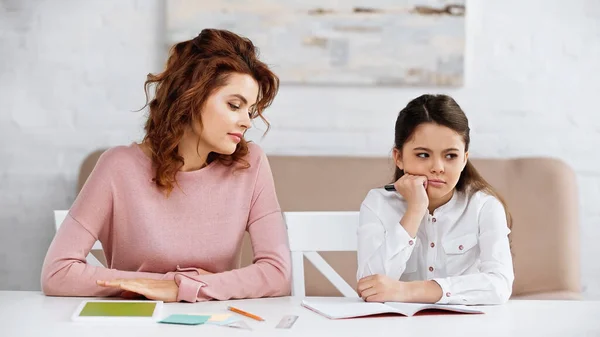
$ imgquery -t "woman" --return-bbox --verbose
[41,28,291,303]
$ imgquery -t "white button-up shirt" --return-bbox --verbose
[357,188,514,305]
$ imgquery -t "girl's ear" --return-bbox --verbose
[393,148,403,171]
[461,151,469,171]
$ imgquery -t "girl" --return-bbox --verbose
[356,94,513,305]
[41,29,290,302]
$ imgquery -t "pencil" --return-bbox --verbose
[227,306,265,321]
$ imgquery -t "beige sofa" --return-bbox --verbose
[76,151,581,300]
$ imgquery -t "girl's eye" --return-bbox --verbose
[228,103,240,110]
[417,153,429,158]
[446,153,458,159]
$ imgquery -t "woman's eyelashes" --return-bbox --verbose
[228,102,255,118]
[228,102,256,120]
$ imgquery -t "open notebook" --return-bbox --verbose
[301,298,484,319]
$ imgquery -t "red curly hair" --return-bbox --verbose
[141,29,279,195]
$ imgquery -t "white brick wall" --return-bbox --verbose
[1,0,599,297]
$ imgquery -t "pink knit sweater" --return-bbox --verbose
[41,142,291,302]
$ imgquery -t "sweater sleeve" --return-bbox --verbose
[41,150,176,297]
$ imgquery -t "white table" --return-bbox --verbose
[1,291,599,337]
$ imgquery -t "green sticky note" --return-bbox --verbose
[159,314,210,325]
[79,302,157,317]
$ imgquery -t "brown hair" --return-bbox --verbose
[393,94,512,230]
[141,29,279,194]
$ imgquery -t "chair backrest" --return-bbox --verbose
[285,211,359,297]
[53,210,104,266]
[75,150,582,299]
[268,156,581,299]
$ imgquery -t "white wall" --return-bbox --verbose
[1,0,599,298]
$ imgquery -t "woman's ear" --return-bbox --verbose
[462,151,469,171]
[392,148,403,171]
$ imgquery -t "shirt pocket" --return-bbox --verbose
[442,233,478,275]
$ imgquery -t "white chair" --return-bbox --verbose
[53,210,104,267]
[284,211,359,298]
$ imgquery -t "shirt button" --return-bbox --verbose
[432,217,437,223]
[458,245,464,250]
[409,240,414,246]
[430,242,435,248]
[446,292,451,297]
[429,266,434,272]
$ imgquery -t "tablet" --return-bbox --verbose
[71,300,163,322]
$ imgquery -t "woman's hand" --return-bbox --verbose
[97,279,179,302]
